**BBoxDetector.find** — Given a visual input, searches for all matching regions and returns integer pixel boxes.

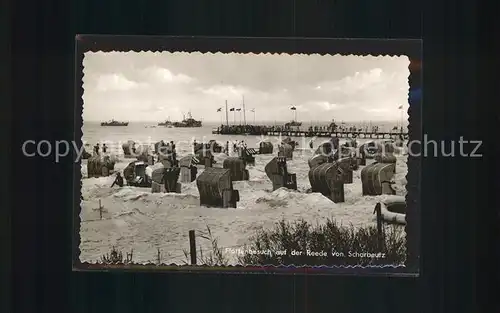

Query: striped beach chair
[191,155,200,165]
[246,148,258,155]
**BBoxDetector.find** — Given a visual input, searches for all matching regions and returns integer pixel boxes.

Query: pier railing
[212,127,408,140]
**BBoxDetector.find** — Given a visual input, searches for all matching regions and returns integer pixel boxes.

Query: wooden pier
[212,128,408,140]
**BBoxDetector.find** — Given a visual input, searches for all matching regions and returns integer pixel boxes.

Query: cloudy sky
[82,52,409,123]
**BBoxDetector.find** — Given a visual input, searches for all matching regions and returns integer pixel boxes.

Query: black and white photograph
[75,42,420,270]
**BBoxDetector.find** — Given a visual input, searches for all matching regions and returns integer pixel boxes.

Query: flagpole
[253,109,256,124]
[242,95,246,126]
[225,100,229,126]
[400,105,404,132]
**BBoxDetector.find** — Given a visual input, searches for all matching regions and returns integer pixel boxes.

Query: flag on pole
[236,108,241,111]
[250,108,255,112]
[217,108,222,112]
[229,108,235,111]
[398,105,403,109]
[290,106,296,110]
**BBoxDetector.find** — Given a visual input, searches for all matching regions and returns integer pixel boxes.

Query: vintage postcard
[73,36,422,275]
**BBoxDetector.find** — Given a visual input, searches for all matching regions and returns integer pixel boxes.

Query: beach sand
[79,149,408,265]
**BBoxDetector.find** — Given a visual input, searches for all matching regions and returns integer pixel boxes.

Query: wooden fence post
[373,203,384,250]
[189,230,197,265]
[156,248,161,265]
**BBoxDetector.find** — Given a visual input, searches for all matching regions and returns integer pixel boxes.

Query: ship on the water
[172,111,202,128]
[284,120,302,127]
[158,117,174,127]
[100,119,129,126]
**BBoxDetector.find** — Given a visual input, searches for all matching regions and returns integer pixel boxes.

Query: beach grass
[237,218,406,266]
[99,219,405,267]
[182,225,230,266]
[100,246,134,265]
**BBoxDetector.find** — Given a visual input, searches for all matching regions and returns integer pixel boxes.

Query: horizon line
[85,120,406,124]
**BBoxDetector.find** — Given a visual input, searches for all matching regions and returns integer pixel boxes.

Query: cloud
[313,68,386,95]
[293,104,310,112]
[95,74,145,91]
[143,66,194,84]
[199,84,249,98]
[82,52,410,122]
[140,102,161,113]
[309,101,343,111]
[305,67,409,119]
[360,107,393,117]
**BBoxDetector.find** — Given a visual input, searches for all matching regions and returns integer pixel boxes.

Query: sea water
[82,121,407,155]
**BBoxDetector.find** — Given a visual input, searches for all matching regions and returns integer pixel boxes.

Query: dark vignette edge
[72,35,422,276]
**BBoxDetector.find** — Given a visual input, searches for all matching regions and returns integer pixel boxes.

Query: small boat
[101,119,129,126]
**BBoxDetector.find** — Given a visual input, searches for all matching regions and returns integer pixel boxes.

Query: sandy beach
[79,147,408,265]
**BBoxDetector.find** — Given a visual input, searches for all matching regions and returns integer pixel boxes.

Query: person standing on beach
[170,141,177,164]
[165,142,170,161]
[171,141,176,155]
[94,143,100,155]
[309,140,313,149]
[102,143,107,153]
[225,141,229,155]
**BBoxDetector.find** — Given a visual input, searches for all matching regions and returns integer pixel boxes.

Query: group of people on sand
[227,140,247,155]
[92,143,108,156]
[108,140,179,189]
[235,140,247,150]
[157,140,177,160]
[191,139,247,156]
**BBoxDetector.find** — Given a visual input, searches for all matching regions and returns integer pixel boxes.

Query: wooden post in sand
[94,200,105,220]
[189,230,197,265]
[373,203,384,250]
[93,200,106,220]
[156,248,161,265]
